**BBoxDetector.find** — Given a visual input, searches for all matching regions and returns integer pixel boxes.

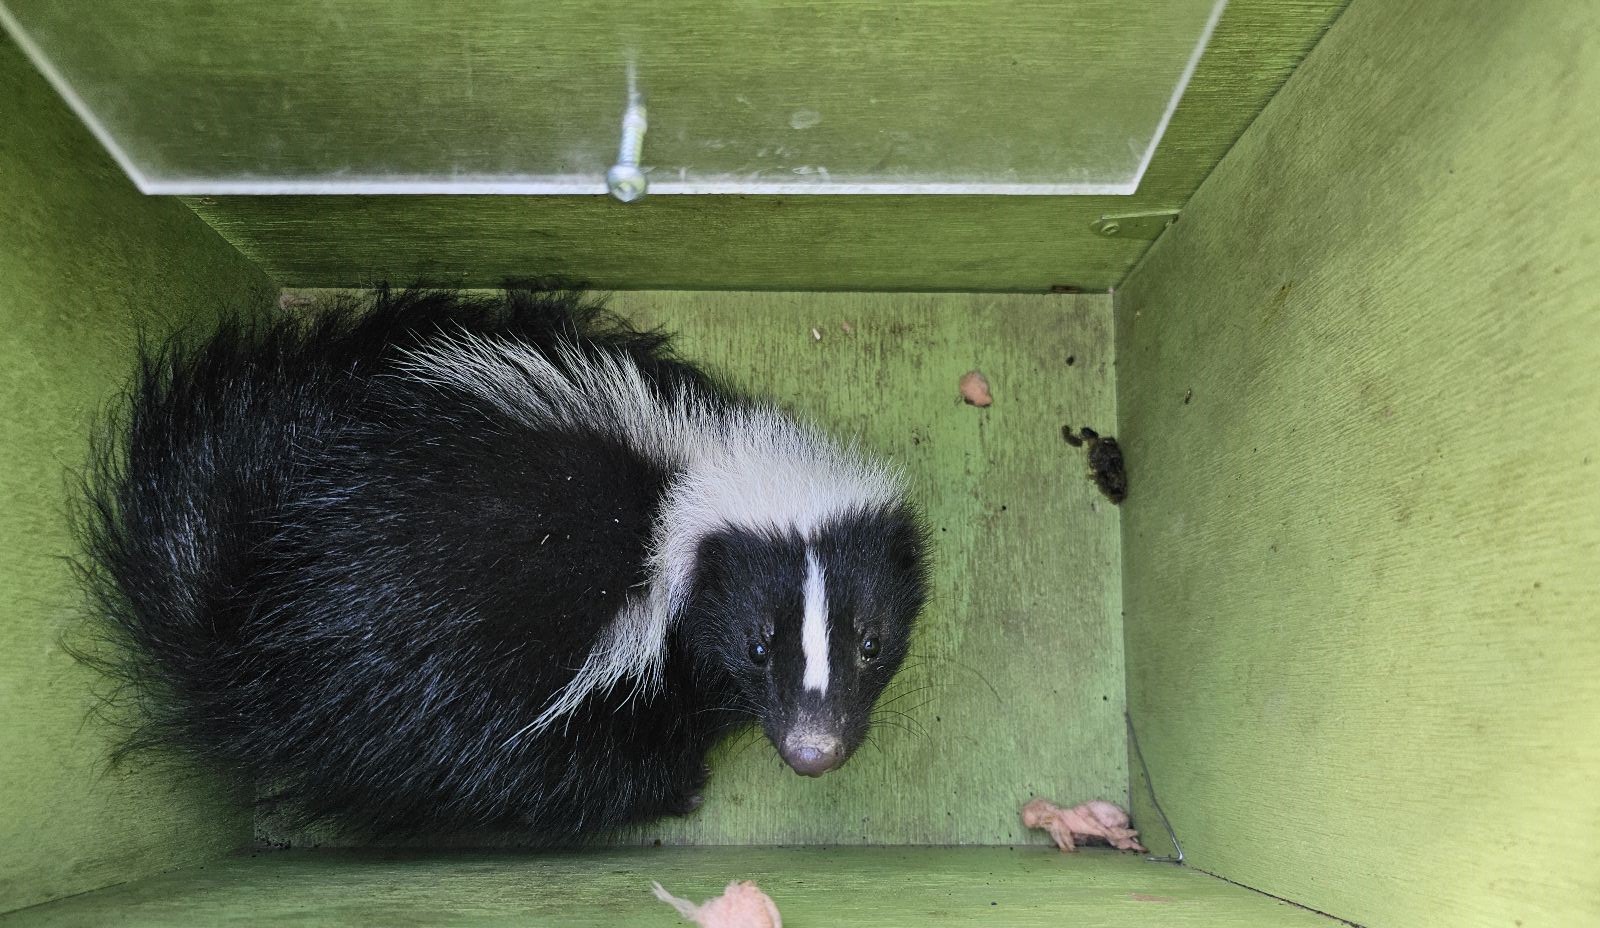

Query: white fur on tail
[399,331,900,736]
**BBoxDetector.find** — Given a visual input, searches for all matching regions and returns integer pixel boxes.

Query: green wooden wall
[1115,0,1600,926]
[0,36,275,915]
[261,290,1126,848]
[175,0,1347,292]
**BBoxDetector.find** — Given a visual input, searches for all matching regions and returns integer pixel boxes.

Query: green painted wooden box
[2,1,1596,925]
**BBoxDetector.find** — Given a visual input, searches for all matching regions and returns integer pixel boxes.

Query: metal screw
[607,97,648,203]
[1099,221,1121,237]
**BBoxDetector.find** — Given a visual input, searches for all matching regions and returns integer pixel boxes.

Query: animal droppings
[652,880,783,928]
[959,371,993,407]
[1021,798,1146,853]
[1062,426,1127,503]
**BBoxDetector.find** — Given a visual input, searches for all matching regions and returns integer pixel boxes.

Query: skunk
[77,287,929,840]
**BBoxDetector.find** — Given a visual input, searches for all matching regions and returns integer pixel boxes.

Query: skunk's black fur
[77,287,928,841]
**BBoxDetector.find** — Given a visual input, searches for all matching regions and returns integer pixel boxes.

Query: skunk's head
[688,505,929,777]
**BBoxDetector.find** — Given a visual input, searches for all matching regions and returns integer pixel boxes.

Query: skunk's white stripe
[801,549,830,695]
[399,330,903,736]
[515,594,657,740]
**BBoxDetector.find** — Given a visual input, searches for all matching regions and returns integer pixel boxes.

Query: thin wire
[1125,711,1184,864]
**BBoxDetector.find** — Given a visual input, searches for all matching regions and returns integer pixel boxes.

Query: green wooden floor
[262,291,1127,850]
[0,848,1339,927]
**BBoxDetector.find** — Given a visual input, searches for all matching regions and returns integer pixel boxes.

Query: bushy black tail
[75,306,353,764]
[72,285,661,770]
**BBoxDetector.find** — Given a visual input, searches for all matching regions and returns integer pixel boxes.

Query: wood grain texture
[0,848,1340,927]
[258,290,1125,848]
[1116,0,1600,926]
[0,35,275,916]
[174,0,1348,291]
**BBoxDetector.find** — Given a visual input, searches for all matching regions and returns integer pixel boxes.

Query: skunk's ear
[886,506,932,579]
[687,532,732,604]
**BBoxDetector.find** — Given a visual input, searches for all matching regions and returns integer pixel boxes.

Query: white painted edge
[1126,0,1231,194]
[140,178,1142,197]
[0,2,156,193]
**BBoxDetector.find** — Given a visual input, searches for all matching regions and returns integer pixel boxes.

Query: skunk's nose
[780,734,843,777]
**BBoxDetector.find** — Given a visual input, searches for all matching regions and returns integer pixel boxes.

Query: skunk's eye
[748,640,769,665]
[860,636,881,660]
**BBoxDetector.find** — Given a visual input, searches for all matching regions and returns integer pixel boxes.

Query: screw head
[1099,221,1121,236]
[606,164,647,202]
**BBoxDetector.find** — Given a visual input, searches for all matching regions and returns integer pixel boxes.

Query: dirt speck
[1264,280,1295,325]
[1183,388,1193,405]
[1066,355,1077,366]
